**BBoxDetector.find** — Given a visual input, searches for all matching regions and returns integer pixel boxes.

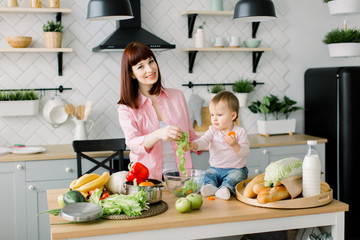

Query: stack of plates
[0,146,46,155]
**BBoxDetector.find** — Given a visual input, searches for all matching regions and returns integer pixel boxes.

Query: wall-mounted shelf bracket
[187,14,198,38]
[252,51,264,73]
[188,51,198,73]
[56,12,62,22]
[252,22,260,38]
[57,52,63,76]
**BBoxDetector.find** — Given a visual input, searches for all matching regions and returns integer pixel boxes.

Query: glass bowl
[163,168,206,197]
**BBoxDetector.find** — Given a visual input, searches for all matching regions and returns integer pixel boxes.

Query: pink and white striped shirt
[118,88,200,180]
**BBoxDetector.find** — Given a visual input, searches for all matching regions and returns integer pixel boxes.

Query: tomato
[88,189,96,196]
[100,191,110,200]
[228,131,236,137]
[139,181,155,186]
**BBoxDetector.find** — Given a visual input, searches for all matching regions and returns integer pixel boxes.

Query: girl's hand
[224,135,237,147]
[158,125,183,141]
[187,141,199,151]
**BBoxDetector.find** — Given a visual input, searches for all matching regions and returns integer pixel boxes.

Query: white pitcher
[73,118,94,140]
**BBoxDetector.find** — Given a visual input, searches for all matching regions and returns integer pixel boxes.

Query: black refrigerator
[305,67,360,240]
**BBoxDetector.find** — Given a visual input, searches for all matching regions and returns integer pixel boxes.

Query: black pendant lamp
[233,0,276,22]
[87,0,134,21]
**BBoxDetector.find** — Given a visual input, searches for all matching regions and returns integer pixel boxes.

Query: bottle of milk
[302,140,321,197]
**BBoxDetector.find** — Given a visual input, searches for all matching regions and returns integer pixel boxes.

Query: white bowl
[42,97,68,126]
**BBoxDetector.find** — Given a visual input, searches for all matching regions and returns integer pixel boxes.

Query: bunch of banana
[69,172,110,194]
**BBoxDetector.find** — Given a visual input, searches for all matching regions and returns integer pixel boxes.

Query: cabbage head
[105,171,128,194]
[264,157,302,187]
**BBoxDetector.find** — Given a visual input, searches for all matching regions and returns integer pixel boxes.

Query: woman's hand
[157,125,183,142]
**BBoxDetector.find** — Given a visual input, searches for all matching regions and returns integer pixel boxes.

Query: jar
[30,0,42,8]
[7,0,19,7]
[48,0,60,8]
[194,28,205,48]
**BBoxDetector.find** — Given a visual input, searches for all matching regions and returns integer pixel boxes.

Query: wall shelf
[182,48,272,73]
[0,7,71,14]
[181,10,261,38]
[0,7,72,76]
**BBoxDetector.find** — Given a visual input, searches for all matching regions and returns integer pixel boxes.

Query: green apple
[57,194,66,208]
[186,193,203,210]
[175,197,191,213]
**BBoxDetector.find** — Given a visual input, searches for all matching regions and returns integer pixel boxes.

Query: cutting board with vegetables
[235,178,333,209]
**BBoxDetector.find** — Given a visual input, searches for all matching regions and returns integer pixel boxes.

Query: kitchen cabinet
[25,159,77,240]
[0,7,73,76]
[0,161,27,240]
[181,10,272,73]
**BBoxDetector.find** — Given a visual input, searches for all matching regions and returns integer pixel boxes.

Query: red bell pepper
[126,162,149,184]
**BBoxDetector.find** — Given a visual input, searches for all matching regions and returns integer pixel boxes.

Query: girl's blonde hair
[211,90,239,122]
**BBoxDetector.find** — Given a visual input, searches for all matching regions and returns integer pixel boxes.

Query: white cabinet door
[0,162,27,240]
[26,179,73,240]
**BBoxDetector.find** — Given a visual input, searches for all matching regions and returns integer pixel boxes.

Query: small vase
[194,29,205,48]
[44,32,62,48]
[48,0,60,8]
[210,0,223,11]
[7,0,19,7]
[30,0,42,8]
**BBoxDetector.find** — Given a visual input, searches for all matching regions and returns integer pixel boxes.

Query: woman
[118,42,200,180]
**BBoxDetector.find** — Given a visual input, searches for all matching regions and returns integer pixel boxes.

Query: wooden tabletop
[47,189,348,240]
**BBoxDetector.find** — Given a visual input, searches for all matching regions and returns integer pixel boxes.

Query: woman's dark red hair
[118,42,163,109]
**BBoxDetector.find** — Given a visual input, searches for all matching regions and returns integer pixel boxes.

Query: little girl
[189,91,249,200]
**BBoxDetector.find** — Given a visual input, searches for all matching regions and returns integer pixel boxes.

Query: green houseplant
[43,20,64,48]
[323,28,360,57]
[248,95,304,136]
[211,84,224,94]
[232,78,255,107]
[0,90,40,116]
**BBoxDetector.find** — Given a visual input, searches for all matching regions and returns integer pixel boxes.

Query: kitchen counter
[0,134,326,163]
[47,189,348,240]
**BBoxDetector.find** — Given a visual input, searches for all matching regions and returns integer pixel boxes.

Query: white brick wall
[0,0,290,146]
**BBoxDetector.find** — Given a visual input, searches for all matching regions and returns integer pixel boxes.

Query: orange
[228,131,235,137]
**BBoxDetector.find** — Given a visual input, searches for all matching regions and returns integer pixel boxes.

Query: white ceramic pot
[257,119,296,136]
[0,99,39,116]
[42,96,68,127]
[328,0,360,16]
[327,43,360,57]
[73,118,94,140]
[194,29,205,48]
[235,93,248,107]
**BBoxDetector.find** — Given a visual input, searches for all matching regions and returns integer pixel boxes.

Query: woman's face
[209,100,236,131]
[131,57,158,89]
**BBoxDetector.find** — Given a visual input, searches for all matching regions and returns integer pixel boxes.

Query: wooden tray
[235,178,333,209]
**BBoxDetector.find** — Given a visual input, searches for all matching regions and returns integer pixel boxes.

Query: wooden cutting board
[236,178,333,209]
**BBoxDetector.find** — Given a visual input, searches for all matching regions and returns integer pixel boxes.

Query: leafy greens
[176,132,189,176]
[89,189,148,216]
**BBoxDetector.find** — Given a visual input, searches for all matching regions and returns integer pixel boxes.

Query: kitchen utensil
[6,36,32,48]
[76,105,85,120]
[9,147,46,155]
[228,36,241,47]
[65,104,75,118]
[235,178,333,209]
[83,100,92,121]
[73,118,94,140]
[125,179,165,204]
[42,97,68,126]
[211,37,226,48]
[163,168,206,197]
[244,39,261,48]
[59,202,103,222]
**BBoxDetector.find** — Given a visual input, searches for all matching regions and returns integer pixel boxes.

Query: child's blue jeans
[203,166,248,195]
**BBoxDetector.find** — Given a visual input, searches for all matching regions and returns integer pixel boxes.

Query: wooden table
[47,189,348,240]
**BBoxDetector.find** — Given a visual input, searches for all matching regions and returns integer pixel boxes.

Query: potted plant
[0,90,40,116]
[323,28,360,57]
[194,21,206,48]
[323,0,360,16]
[43,20,64,48]
[248,95,304,137]
[232,78,255,107]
